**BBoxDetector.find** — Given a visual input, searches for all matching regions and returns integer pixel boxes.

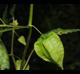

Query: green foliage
[0,39,10,70]
[15,60,29,70]
[34,31,64,69]
[18,35,26,46]
[10,19,19,26]
[0,4,80,70]
[15,60,21,70]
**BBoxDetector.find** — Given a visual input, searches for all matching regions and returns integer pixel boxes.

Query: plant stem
[0,25,29,33]
[0,18,6,25]
[23,49,34,70]
[10,28,16,68]
[0,24,28,28]
[28,4,33,27]
[9,54,20,59]
[32,25,42,35]
[20,4,34,69]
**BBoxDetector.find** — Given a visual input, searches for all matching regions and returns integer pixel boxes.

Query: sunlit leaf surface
[15,60,21,70]
[34,31,64,69]
[18,35,26,46]
[0,39,10,70]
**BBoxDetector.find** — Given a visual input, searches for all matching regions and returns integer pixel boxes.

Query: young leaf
[18,35,26,46]
[0,39,10,70]
[13,20,18,26]
[34,31,64,69]
[10,20,18,26]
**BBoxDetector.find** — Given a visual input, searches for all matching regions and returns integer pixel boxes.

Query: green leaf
[10,20,19,26]
[25,64,30,70]
[18,35,26,46]
[34,31,64,69]
[15,60,30,70]
[0,39,10,70]
[15,60,21,70]
[12,20,18,26]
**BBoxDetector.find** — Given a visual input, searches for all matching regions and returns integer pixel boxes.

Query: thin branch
[8,54,20,59]
[32,25,42,35]
[23,49,34,70]
[0,26,28,33]
[0,18,7,25]
[28,4,33,27]
[20,4,34,69]
[10,28,16,68]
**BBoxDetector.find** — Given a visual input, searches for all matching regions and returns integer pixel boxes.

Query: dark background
[0,4,80,70]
